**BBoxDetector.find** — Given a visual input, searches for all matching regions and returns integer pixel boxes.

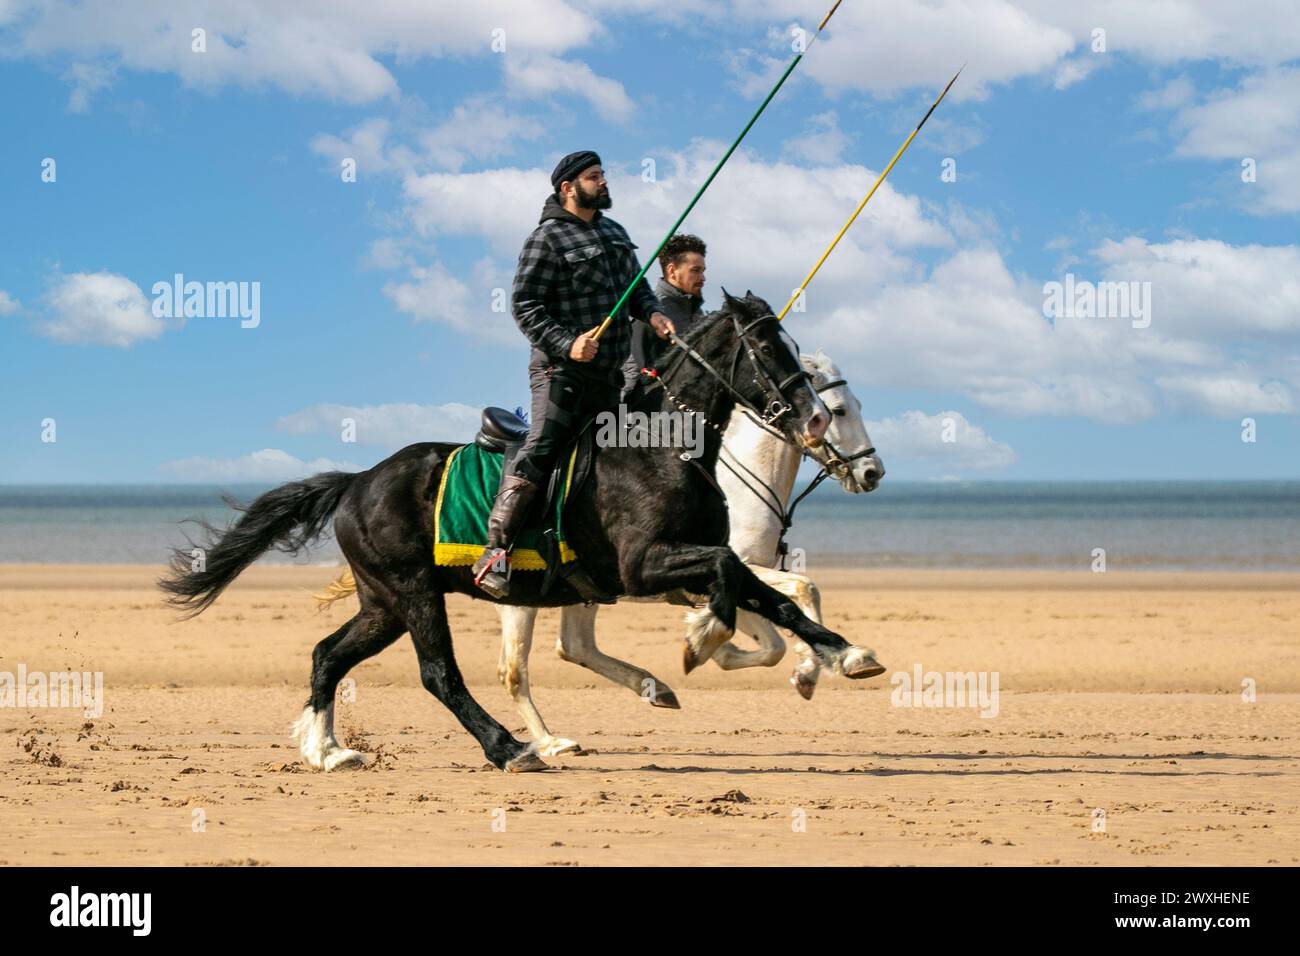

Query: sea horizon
[1,480,1296,571]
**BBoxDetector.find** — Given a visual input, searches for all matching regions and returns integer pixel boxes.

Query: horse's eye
[831,407,847,417]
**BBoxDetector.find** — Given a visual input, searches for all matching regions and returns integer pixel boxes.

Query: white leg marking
[291,703,364,771]
[683,606,735,669]
[712,611,786,669]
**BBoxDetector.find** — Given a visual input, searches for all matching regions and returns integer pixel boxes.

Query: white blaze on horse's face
[777,329,829,447]
[803,351,885,493]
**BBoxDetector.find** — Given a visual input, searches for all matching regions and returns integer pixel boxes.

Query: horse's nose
[857,456,885,490]
[802,407,829,445]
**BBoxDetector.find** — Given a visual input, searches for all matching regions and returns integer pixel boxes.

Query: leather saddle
[475,406,529,453]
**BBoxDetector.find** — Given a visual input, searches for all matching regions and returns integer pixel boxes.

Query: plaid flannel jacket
[512,195,660,384]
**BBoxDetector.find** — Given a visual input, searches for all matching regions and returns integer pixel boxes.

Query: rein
[641,323,875,570]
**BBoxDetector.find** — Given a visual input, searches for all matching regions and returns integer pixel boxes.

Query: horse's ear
[744,289,754,299]
[720,286,739,309]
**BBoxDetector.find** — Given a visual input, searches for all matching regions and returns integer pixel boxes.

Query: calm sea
[0,482,1297,570]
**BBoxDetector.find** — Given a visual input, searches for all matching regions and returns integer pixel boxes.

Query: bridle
[648,310,815,431]
[807,376,877,482]
[642,310,877,569]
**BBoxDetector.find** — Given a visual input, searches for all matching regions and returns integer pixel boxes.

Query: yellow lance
[777,65,964,321]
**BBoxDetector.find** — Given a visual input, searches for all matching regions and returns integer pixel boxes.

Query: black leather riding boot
[471,474,540,598]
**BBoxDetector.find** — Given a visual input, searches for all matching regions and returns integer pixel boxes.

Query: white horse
[496,350,885,757]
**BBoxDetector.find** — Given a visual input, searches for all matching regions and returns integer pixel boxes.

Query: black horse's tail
[159,471,359,618]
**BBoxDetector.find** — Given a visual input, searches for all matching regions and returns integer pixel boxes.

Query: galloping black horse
[160,292,879,772]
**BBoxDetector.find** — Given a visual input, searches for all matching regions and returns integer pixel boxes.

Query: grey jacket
[622,277,705,397]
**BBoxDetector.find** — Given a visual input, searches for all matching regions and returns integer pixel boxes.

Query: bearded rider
[472,150,675,597]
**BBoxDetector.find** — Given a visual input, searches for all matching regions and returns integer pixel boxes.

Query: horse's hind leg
[497,604,581,757]
[293,604,404,771]
[408,589,545,773]
[711,612,786,670]
[555,603,680,709]
[748,566,834,700]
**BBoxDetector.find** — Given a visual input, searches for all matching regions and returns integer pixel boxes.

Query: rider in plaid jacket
[472,150,674,597]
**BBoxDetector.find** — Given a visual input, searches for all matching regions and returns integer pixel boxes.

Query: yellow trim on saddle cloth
[432,443,579,570]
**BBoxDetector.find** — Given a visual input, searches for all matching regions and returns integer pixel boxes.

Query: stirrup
[473,548,511,597]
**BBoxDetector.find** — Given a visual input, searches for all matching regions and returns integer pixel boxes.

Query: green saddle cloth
[433,443,577,570]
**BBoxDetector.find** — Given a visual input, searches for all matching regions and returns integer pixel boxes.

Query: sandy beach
[2,564,1297,866]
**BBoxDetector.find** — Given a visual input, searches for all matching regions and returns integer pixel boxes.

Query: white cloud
[8,0,602,104]
[1018,0,1300,68]
[1167,66,1300,214]
[866,410,1016,470]
[0,290,20,315]
[10,0,1300,121]
[801,236,1300,423]
[503,54,635,123]
[276,402,485,447]
[1093,237,1300,338]
[310,99,547,177]
[310,117,396,176]
[158,448,362,482]
[1052,54,1104,90]
[62,60,115,112]
[771,0,1075,101]
[381,259,520,343]
[783,110,850,165]
[1136,75,1195,112]
[38,271,171,347]
[1156,375,1294,417]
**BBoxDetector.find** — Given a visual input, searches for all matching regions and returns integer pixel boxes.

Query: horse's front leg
[496,604,582,757]
[555,603,680,709]
[636,543,884,680]
[628,543,861,677]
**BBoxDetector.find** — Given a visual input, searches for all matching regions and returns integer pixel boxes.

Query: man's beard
[574,181,612,210]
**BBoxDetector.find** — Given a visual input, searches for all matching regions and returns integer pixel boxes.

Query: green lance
[592,0,844,341]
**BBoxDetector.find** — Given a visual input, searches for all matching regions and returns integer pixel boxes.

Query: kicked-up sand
[1,564,1297,866]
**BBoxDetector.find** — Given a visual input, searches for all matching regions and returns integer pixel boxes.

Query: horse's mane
[650,291,776,375]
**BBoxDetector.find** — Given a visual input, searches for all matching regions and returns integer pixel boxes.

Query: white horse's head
[801,349,885,493]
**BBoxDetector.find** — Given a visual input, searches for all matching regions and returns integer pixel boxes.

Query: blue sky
[2,0,1298,483]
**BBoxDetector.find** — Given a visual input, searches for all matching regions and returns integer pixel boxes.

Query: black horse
[160,291,880,772]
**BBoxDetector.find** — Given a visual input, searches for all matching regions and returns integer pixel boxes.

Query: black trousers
[513,354,620,488]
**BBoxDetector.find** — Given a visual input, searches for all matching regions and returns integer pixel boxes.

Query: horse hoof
[650,687,681,709]
[538,737,582,757]
[323,748,367,771]
[791,671,817,700]
[841,648,886,680]
[682,643,703,675]
[504,748,549,773]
